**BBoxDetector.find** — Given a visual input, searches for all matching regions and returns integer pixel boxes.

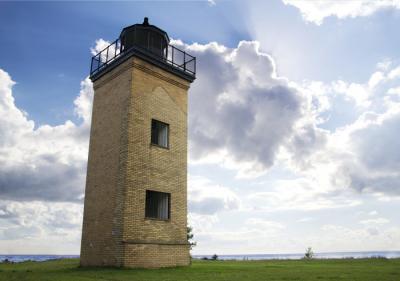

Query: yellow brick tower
[80,18,196,268]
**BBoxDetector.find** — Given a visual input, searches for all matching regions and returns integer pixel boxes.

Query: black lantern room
[120,17,169,58]
[90,17,195,82]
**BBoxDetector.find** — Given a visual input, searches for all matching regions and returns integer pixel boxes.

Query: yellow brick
[80,57,192,268]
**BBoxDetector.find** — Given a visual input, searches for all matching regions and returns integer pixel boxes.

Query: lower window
[145,190,170,220]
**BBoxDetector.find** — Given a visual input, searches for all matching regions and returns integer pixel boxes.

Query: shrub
[187,226,197,250]
[304,247,314,260]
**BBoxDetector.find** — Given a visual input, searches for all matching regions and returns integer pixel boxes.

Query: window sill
[150,143,170,150]
[145,217,171,222]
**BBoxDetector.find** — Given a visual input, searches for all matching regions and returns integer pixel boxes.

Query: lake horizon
[2,251,400,263]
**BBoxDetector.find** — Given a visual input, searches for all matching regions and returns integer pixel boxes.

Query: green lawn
[1,258,399,281]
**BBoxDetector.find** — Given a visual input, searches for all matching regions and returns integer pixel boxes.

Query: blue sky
[1,0,400,255]
[3,1,400,125]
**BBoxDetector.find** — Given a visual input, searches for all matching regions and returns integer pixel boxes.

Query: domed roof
[119,17,170,44]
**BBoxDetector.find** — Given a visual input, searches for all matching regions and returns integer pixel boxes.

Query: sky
[0,0,400,255]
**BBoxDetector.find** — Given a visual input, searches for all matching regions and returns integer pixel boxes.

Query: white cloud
[0,69,92,202]
[324,104,400,196]
[191,217,290,254]
[245,218,285,230]
[0,35,102,253]
[286,61,400,198]
[207,0,216,6]
[336,81,371,107]
[369,210,378,216]
[297,217,314,223]
[0,200,82,254]
[90,39,111,57]
[173,40,325,177]
[283,0,400,25]
[360,218,390,225]
[318,224,400,251]
[247,178,362,212]
[74,78,94,124]
[189,175,241,215]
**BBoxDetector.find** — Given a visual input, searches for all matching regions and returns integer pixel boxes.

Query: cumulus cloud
[207,0,216,6]
[0,68,92,254]
[0,200,82,235]
[283,0,400,25]
[193,214,398,255]
[334,107,400,195]
[294,62,400,197]
[0,69,92,202]
[188,175,241,215]
[319,224,400,251]
[173,40,325,176]
[191,216,291,254]
[0,200,82,254]
[237,60,400,216]
[360,218,390,225]
[247,178,362,211]
[245,218,285,230]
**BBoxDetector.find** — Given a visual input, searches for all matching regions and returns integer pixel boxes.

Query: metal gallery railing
[90,38,196,77]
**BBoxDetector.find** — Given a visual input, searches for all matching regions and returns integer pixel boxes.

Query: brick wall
[123,244,190,268]
[80,56,191,268]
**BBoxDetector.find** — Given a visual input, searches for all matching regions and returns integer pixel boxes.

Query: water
[0,255,79,263]
[1,251,400,263]
[194,251,400,260]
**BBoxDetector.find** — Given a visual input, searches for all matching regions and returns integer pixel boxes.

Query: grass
[0,258,400,281]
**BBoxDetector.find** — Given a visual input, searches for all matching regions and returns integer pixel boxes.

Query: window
[151,119,169,148]
[145,190,170,220]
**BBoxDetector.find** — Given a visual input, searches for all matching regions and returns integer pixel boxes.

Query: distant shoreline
[194,251,400,260]
[2,251,400,263]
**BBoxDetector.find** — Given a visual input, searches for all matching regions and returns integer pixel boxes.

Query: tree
[187,226,197,250]
[304,247,314,260]
[211,254,218,261]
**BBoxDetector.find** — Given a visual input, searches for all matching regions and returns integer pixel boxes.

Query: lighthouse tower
[80,18,196,268]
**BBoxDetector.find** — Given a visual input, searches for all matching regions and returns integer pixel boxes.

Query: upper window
[151,119,169,148]
[145,190,170,220]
